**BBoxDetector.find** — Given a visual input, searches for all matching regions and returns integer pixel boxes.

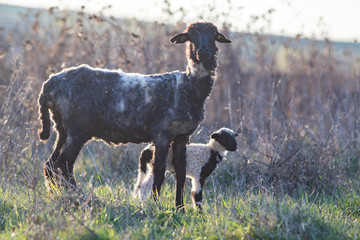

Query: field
[0,4,359,239]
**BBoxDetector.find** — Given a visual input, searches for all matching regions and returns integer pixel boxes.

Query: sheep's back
[41,65,194,143]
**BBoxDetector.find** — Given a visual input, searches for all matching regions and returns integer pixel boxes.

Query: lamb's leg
[172,134,189,210]
[152,137,171,201]
[53,134,87,189]
[134,147,153,197]
[191,178,204,211]
[139,173,154,201]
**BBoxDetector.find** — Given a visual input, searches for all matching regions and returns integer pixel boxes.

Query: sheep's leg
[152,138,171,201]
[43,115,67,190]
[172,134,189,210]
[43,133,67,189]
[53,134,87,189]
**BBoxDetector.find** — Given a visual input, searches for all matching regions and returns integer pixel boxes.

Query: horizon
[0,0,359,43]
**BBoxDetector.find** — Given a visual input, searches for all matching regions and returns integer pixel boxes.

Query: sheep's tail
[38,93,51,141]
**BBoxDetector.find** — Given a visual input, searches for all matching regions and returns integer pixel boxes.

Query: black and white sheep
[134,128,238,210]
[38,21,231,208]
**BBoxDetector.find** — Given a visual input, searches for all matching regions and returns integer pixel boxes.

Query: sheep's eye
[217,34,224,40]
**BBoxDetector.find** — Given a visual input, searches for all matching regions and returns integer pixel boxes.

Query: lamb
[134,128,238,210]
[38,21,231,208]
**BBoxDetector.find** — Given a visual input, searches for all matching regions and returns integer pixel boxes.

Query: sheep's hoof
[43,161,61,193]
[43,160,55,179]
[63,173,77,191]
[196,204,203,213]
[43,162,78,193]
[176,205,185,213]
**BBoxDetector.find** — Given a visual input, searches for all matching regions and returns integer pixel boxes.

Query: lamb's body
[134,128,237,210]
[38,21,231,209]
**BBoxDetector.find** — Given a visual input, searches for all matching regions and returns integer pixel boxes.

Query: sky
[0,0,359,42]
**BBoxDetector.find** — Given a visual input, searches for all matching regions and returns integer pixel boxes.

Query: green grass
[1,177,359,239]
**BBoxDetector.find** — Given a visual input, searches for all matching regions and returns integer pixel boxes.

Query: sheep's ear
[216,33,231,43]
[211,133,220,140]
[170,33,189,44]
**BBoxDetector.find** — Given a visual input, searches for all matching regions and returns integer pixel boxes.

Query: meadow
[0,4,359,239]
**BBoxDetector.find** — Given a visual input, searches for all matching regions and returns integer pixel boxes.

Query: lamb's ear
[216,33,231,43]
[211,133,220,140]
[170,33,189,44]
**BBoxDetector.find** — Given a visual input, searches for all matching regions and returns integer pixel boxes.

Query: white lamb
[134,128,238,210]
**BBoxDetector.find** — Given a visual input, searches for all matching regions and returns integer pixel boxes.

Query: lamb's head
[170,21,231,77]
[210,128,238,152]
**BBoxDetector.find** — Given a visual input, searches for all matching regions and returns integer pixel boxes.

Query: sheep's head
[170,21,231,76]
[210,128,238,152]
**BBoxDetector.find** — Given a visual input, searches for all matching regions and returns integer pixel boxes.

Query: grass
[0,141,359,239]
[0,178,359,239]
[0,2,360,239]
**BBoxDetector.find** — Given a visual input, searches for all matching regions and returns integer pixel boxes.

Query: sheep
[38,21,231,208]
[134,128,238,210]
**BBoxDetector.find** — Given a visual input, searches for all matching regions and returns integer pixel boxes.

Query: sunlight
[0,0,359,41]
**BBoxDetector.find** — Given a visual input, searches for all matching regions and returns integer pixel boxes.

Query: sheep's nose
[197,48,211,61]
[229,141,237,151]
